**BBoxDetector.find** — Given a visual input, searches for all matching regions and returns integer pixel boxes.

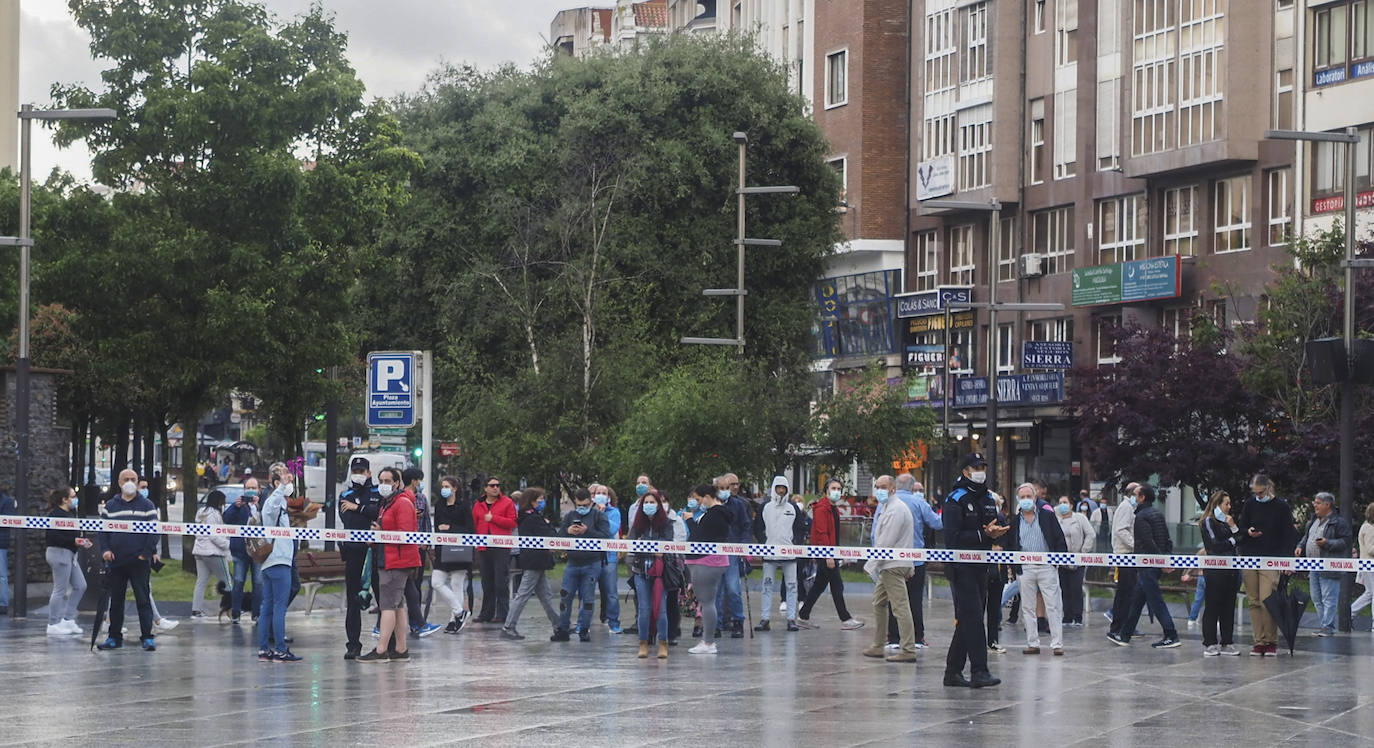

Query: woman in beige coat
[1056,499,1095,626]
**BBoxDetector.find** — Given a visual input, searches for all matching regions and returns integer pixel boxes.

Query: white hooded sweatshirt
[761,475,800,561]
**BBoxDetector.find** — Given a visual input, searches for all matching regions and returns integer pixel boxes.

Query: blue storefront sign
[896,285,972,318]
[904,344,945,368]
[1021,341,1074,370]
[954,372,1066,408]
[1315,67,1348,87]
[1355,60,1374,80]
[1121,256,1180,303]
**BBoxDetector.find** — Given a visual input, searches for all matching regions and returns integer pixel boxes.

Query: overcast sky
[19,0,576,182]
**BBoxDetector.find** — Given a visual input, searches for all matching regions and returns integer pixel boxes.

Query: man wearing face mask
[95,469,161,651]
[941,454,1007,688]
[1004,483,1069,655]
[1237,473,1298,655]
[1106,482,1142,639]
[752,476,804,632]
[798,479,864,629]
[552,488,611,642]
[1111,484,1182,649]
[886,473,942,650]
[337,457,382,660]
[591,484,623,634]
[224,477,264,624]
[862,475,917,662]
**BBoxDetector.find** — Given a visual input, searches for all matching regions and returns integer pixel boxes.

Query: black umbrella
[89,562,110,652]
[1263,574,1311,655]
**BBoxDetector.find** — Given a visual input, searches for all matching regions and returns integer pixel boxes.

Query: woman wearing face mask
[223,478,263,624]
[1199,491,1243,656]
[685,484,730,654]
[359,467,420,663]
[45,486,90,636]
[629,488,675,659]
[433,476,475,634]
[190,491,232,619]
[798,479,864,630]
[1055,498,1095,627]
[500,488,560,640]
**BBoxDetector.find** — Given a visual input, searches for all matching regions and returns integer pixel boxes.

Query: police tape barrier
[6,514,1371,574]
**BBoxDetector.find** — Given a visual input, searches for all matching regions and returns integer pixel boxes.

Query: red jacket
[473,495,518,539]
[380,490,422,569]
[810,497,840,546]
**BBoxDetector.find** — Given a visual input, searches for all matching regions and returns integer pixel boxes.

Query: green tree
[371,35,842,490]
[50,0,416,567]
[810,365,938,477]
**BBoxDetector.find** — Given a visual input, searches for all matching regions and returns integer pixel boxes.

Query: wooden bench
[298,550,347,614]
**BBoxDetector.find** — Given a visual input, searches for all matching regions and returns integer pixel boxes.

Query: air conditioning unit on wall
[1021,253,1044,278]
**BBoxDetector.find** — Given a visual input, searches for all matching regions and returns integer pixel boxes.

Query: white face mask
[350,473,366,486]
[121,481,138,496]
[969,471,987,485]
[283,481,295,497]
[378,483,394,498]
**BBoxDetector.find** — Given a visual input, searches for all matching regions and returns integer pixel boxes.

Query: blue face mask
[1213,507,1227,522]
[635,483,649,497]
[642,502,659,516]
[575,505,591,516]
[243,490,258,499]
[1254,494,1272,503]
[70,497,78,512]
[536,499,546,512]
[1018,498,1035,513]
[1126,495,1137,507]
[717,489,730,501]
[874,489,889,503]
[913,491,924,502]
[138,488,149,499]
[441,487,453,499]
[687,499,699,510]
[594,494,609,507]
[1055,503,1071,516]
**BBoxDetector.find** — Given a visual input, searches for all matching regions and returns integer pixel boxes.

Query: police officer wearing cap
[338,457,382,660]
[942,453,1008,688]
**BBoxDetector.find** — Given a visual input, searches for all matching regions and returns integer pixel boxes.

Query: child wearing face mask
[798,480,864,630]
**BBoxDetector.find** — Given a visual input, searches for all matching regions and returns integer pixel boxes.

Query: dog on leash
[216,581,255,622]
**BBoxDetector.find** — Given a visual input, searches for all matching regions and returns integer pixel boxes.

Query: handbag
[662,555,685,590]
[437,544,474,566]
[245,507,284,564]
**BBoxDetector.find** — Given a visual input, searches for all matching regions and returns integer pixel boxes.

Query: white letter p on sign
[376,360,409,392]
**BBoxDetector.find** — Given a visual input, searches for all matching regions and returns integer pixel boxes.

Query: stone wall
[1,369,72,584]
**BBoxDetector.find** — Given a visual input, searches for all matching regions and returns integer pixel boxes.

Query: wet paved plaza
[3,588,1374,746]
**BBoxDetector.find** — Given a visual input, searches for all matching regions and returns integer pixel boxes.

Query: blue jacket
[222,495,259,555]
[603,506,622,563]
[259,485,295,570]
[895,489,942,567]
[96,494,159,565]
[723,494,752,543]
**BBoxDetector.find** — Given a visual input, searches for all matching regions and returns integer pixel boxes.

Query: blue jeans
[598,560,621,629]
[715,555,744,625]
[1121,568,1178,642]
[633,573,669,643]
[1310,572,1340,631]
[1189,575,1207,620]
[1001,578,1020,609]
[231,551,262,618]
[0,548,9,608]
[257,564,291,651]
[558,562,600,632]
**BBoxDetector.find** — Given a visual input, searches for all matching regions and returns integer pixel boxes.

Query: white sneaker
[155,617,179,632]
[1202,645,1220,657]
[1218,644,1241,656]
[779,602,787,613]
[60,619,82,635]
[46,623,70,637]
[884,643,901,652]
[840,619,865,631]
[688,641,717,655]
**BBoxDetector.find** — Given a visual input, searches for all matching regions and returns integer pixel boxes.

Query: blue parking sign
[367,351,416,428]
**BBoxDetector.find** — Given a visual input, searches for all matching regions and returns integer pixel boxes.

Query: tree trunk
[150,419,169,557]
[181,415,199,574]
[131,413,144,476]
[113,411,130,475]
[70,416,84,488]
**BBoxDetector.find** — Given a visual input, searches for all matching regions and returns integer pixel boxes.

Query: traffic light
[413,446,423,459]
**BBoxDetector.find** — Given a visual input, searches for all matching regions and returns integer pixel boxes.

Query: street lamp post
[8,105,116,618]
[1265,127,1361,632]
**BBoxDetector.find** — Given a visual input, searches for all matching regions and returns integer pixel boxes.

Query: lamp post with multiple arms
[1264,127,1362,632]
[6,105,116,618]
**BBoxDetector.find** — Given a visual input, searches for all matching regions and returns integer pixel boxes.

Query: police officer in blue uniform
[338,457,383,660]
[942,453,1008,688]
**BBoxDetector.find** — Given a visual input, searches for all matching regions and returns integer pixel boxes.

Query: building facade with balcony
[907,0,1296,504]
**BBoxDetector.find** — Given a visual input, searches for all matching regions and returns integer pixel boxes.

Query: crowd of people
[24,452,1372,686]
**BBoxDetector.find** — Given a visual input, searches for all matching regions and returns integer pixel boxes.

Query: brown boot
[657,641,669,659]
[637,642,649,659]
